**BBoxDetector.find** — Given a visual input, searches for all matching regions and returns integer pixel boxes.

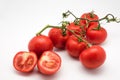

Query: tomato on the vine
[79,45,106,69]
[66,35,87,58]
[37,51,61,75]
[79,12,99,31]
[13,51,37,72]
[48,28,69,49]
[66,22,82,35]
[28,35,53,58]
[86,24,107,44]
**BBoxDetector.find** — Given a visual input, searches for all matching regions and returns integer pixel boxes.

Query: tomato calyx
[89,11,95,18]
[92,23,101,30]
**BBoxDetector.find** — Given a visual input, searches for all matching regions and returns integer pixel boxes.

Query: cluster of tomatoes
[13,10,119,75]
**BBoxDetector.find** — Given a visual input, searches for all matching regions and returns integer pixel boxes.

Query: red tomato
[28,35,53,58]
[13,51,37,72]
[66,35,87,58]
[79,45,106,69]
[48,28,69,49]
[86,24,107,44]
[37,51,61,75]
[67,22,82,35]
[80,12,99,31]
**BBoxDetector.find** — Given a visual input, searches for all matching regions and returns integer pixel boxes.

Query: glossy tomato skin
[13,51,37,72]
[80,12,99,31]
[67,22,82,35]
[66,35,87,58]
[86,24,107,44]
[48,28,69,49]
[37,51,61,75]
[28,35,53,58]
[79,45,106,69]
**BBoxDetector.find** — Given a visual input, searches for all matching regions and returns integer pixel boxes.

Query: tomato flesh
[13,51,37,72]
[37,51,61,75]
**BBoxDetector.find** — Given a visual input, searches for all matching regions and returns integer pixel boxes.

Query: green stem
[36,25,61,36]
[63,10,78,19]
[64,10,120,23]
[66,28,92,47]
[67,10,78,19]
[89,10,94,18]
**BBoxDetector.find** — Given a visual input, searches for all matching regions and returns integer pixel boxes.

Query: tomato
[79,12,99,31]
[86,24,107,44]
[48,28,69,49]
[66,35,87,58]
[37,51,61,75]
[28,35,53,58]
[66,22,82,35]
[79,45,106,69]
[13,51,37,72]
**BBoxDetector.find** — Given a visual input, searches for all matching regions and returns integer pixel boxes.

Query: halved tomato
[13,51,37,72]
[37,51,61,75]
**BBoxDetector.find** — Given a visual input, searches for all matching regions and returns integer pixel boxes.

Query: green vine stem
[66,28,92,47]
[63,10,78,19]
[36,21,70,36]
[63,10,120,23]
[36,25,61,36]
[89,10,95,18]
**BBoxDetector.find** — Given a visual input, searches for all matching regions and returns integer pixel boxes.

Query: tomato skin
[86,25,107,44]
[67,22,82,35]
[13,51,37,72]
[48,28,69,49]
[80,12,99,31]
[66,35,87,58]
[79,45,106,69]
[37,51,61,75]
[28,35,53,58]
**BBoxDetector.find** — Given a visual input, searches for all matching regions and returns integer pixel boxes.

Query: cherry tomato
[79,45,106,69]
[48,28,69,49]
[37,51,61,75]
[13,51,37,72]
[66,35,87,58]
[28,35,53,58]
[80,12,99,31]
[66,22,82,35]
[86,24,107,44]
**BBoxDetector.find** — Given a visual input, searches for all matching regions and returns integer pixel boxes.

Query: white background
[0,0,120,80]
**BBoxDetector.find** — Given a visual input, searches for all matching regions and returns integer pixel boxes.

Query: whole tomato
[28,35,53,58]
[37,51,61,75]
[79,12,99,31]
[66,35,87,58]
[86,24,107,44]
[13,51,37,72]
[48,28,69,49]
[79,45,106,69]
[66,22,83,36]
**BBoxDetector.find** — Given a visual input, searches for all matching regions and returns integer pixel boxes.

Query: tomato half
[37,51,61,75]
[13,51,37,72]
[28,35,53,58]
[79,45,106,69]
